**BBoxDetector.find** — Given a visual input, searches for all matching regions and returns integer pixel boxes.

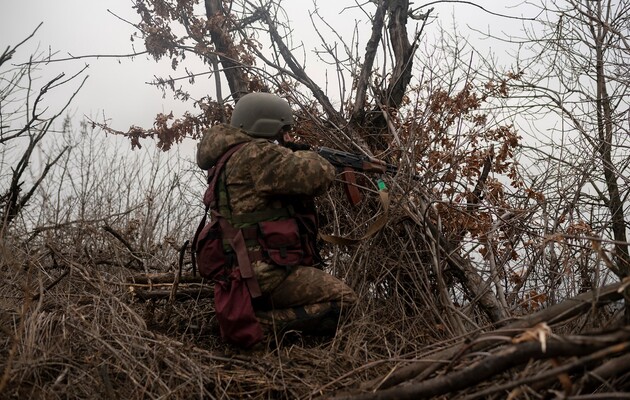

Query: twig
[462,341,630,399]
[31,268,70,301]
[359,281,625,391]
[334,331,630,400]
[126,273,206,285]
[170,240,189,304]
[102,225,145,268]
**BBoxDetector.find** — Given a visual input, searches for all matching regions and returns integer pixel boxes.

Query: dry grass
[2,176,628,399]
[0,176,458,399]
[0,249,406,399]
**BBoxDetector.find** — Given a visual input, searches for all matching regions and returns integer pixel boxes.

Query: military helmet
[230,92,294,138]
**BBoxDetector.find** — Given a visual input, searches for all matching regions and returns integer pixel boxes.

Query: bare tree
[486,0,630,294]
[115,0,430,152]
[4,3,630,399]
[0,25,88,229]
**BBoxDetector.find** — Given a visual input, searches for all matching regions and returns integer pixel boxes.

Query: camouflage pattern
[255,266,358,334]
[197,124,335,214]
[256,302,347,335]
[262,266,358,307]
[197,123,357,337]
[252,260,290,294]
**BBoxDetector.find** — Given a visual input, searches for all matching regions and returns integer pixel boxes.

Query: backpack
[192,143,263,347]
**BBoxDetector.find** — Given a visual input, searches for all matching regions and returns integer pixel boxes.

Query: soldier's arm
[247,142,335,196]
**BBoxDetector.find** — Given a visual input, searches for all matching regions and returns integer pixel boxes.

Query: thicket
[2,1,630,399]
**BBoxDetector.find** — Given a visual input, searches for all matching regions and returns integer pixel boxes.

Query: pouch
[214,268,264,348]
[196,219,230,279]
[258,219,304,267]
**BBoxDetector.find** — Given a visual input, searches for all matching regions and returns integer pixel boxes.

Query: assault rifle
[285,142,397,174]
[284,143,403,244]
[316,146,398,176]
[316,146,394,205]
[285,142,414,204]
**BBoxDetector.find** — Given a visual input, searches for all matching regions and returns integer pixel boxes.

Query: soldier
[195,92,357,348]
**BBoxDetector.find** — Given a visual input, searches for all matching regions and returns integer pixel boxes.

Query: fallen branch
[359,281,625,391]
[126,273,207,285]
[31,268,69,301]
[128,286,213,302]
[578,351,630,393]
[103,224,144,268]
[333,329,630,400]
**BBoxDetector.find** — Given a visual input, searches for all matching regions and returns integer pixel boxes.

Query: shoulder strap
[203,142,248,209]
[193,142,262,298]
[192,143,248,270]
[319,186,390,246]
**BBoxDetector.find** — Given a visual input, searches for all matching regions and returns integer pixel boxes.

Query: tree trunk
[592,17,630,322]
[352,1,387,123]
[204,0,250,100]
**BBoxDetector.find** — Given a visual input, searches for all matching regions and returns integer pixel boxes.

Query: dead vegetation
[2,169,630,398]
[3,0,630,398]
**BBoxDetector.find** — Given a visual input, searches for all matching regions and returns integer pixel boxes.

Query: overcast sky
[2,1,177,128]
[1,1,534,156]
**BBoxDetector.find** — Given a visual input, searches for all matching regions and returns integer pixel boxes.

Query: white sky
[2,0,177,128]
[1,0,535,157]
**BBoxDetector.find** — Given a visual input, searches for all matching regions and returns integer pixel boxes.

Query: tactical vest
[192,142,320,347]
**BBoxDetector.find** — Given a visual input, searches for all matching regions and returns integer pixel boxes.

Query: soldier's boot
[256,301,344,336]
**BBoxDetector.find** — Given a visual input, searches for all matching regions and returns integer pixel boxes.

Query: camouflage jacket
[196,124,335,217]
